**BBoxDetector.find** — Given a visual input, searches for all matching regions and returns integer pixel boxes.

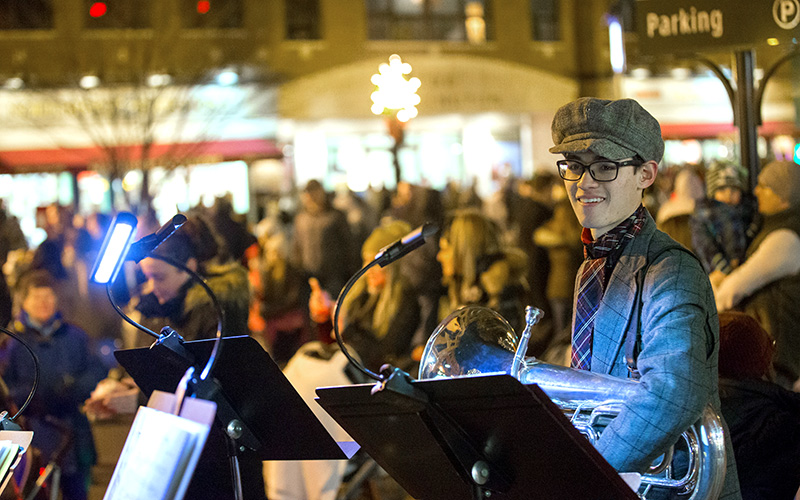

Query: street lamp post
[370,54,421,186]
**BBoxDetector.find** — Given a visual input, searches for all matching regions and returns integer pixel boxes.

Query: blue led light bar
[90,212,138,285]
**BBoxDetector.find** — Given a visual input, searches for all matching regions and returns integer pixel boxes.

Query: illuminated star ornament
[370,54,421,123]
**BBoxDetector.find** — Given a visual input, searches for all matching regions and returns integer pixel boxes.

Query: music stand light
[90,212,138,285]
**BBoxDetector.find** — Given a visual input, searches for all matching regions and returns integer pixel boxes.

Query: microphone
[333,221,438,381]
[127,214,188,262]
[373,223,438,267]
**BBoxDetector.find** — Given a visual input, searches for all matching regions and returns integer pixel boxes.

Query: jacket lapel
[591,215,656,375]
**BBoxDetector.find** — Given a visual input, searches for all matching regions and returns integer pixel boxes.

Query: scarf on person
[15,310,63,338]
[571,204,648,370]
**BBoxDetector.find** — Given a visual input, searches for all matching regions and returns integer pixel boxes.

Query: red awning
[660,120,798,140]
[0,138,283,173]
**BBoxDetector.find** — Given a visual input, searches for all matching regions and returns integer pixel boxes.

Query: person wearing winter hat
[705,160,747,204]
[550,97,741,499]
[714,160,800,390]
[716,310,800,500]
[690,161,759,280]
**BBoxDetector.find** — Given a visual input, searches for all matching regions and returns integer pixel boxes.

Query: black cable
[0,326,40,422]
[332,259,382,382]
[106,284,159,339]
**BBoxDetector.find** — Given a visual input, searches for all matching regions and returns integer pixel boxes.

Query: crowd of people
[0,98,796,499]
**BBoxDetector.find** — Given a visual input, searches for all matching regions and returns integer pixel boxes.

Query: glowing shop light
[608,18,625,74]
[216,70,239,86]
[79,75,101,89]
[146,73,172,87]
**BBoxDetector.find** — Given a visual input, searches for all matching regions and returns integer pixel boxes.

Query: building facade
[0,0,797,238]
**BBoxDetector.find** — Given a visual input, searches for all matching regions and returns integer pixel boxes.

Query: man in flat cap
[550,97,741,499]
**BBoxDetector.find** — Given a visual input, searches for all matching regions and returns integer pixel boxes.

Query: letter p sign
[774,0,800,29]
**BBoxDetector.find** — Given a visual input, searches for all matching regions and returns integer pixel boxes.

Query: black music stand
[115,335,358,461]
[315,373,638,500]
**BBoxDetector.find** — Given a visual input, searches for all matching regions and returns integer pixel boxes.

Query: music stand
[115,335,358,461]
[315,373,638,500]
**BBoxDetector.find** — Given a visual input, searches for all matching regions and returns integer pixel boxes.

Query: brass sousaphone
[418,305,726,499]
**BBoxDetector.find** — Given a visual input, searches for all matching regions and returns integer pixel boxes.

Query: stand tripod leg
[226,434,244,500]
[49,467,60,500]
[25,463,60,500]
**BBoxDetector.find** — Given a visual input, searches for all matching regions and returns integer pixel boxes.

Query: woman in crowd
[4,270,106,500]
[713,160,800,390]
[130,215,250,345]
[436,209,528,334]
[253,227,308,367]
[309,219,421,373]
[533,184,584,347]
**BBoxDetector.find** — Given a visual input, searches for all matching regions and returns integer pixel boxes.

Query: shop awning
[0,138,283,173]
[660,120,798,140]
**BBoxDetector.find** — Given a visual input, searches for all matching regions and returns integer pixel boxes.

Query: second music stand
[316,372,638,500]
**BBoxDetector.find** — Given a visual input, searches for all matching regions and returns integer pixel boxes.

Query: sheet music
[0,440,20,489]
[0,430,33,496]
[104,405,210,500]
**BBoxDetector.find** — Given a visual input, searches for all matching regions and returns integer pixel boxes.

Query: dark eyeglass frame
[556,158,641,182]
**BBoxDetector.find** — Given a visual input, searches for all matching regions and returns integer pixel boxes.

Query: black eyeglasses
[556,158,640,182]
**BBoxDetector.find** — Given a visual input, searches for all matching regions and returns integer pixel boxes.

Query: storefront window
[366,0,492,41]
[0,0,54,30]
[83,0,151,29]
[148,161,250,222]
[181,0,243,29]
[286,0,321,39]
[530,0,559,41]
[294,129,466,193]
[609,0,636,33]
[0,173,66,247]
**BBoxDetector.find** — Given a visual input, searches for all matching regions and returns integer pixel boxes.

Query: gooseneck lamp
[90,212,224,386]
[332,222,438,383]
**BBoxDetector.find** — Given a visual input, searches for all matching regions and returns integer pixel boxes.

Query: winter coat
[576,211,741,499]
[4,314,106,479]
[135,260,251,341]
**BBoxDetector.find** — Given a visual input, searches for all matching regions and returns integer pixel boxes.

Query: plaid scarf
[571,204,648,370]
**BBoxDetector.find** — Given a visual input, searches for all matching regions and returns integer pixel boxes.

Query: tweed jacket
[573,211,741,499]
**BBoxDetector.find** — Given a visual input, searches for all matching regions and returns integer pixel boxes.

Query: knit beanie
[705,160,746,198]
[758,160,800,209]
[718,311,775,380]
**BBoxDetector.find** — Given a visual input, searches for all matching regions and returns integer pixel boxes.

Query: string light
[370,55,421,123]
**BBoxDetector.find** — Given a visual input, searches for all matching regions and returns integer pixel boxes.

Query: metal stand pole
[49,467,60,500]
[734,49,759,191]
[226,421,244,500]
